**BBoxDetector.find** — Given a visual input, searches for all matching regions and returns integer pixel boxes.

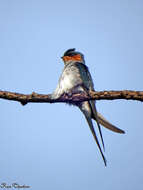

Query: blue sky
[0,0,143,190]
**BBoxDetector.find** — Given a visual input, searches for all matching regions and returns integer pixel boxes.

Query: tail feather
[89,101,105,151]
[83,112,107,166]
[79,102,107,166]
[97,113,125,134]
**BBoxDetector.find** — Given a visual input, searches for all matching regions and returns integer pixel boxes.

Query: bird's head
[61,48,85,65]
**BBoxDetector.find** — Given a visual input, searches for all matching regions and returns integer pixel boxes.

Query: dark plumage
[63,48,76,56]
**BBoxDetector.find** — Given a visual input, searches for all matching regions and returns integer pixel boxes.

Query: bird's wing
[74,62,94,90]
[97,112,125,134]
[76,62,125,133]
[75,62,105,149]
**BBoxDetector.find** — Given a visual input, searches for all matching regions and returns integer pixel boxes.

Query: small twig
[0,90,142,106]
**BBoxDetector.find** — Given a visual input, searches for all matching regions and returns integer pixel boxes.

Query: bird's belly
[60,74,75,92]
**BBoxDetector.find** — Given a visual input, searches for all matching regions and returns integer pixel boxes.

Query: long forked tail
[97,113,125,134]
[89,101,105,151]
[81,109,107,166]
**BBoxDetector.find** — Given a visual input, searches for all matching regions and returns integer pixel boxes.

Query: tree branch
[0,90,142,105]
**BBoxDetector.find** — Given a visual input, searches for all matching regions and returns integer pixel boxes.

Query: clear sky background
[0,0,143,190]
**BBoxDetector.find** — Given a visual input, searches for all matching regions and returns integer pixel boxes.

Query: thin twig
[0,90,142,106]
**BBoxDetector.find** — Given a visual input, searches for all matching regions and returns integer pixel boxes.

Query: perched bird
[51,48,125,166]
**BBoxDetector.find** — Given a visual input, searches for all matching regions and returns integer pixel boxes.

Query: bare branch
[0,90,142,105]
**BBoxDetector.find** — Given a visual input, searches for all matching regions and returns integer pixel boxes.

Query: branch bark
[0,90,143,105]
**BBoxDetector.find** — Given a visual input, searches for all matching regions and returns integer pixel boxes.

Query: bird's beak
[61,56,63,59]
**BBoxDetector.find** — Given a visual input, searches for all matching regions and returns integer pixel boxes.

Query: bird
[51,48,125,166]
